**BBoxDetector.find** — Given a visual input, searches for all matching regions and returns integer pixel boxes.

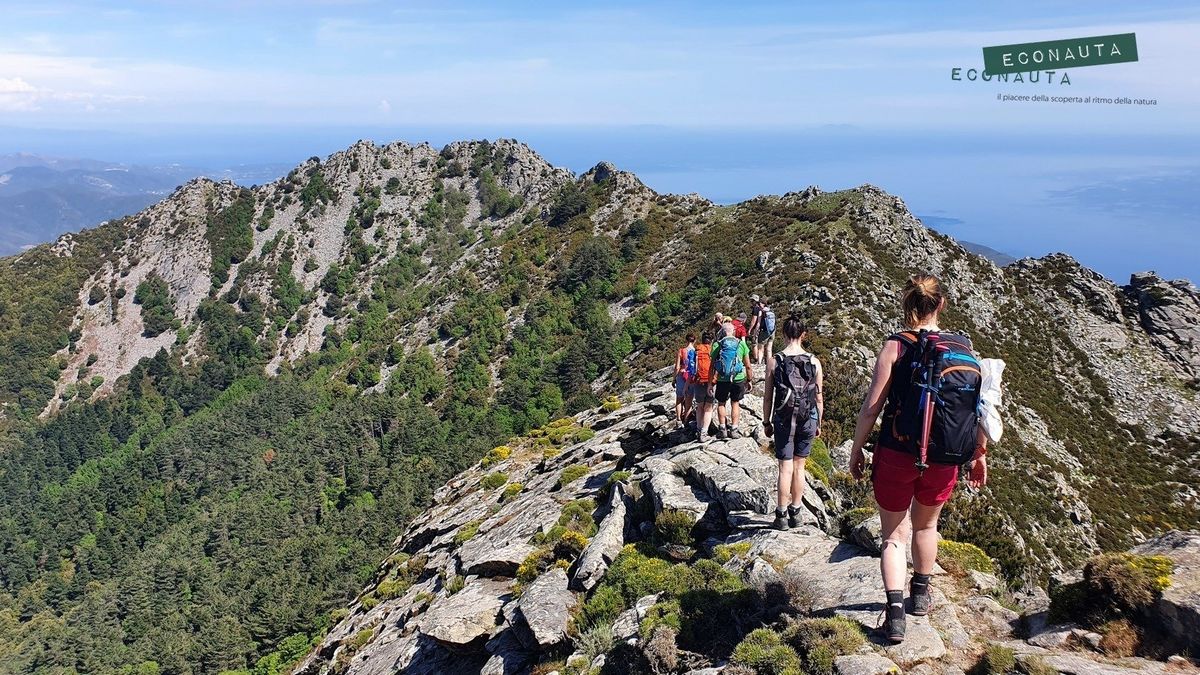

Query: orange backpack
[694,344,713,384]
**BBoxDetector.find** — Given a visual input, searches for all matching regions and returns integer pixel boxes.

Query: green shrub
[655,510,696,546]
[351,627,374,649]
[580,584,624,629]
[481,472,508,489]
[553,529,590,561]
[838,506,877,538]
[781,616,864,674]
[517,548,553,585]
[501,483,523,502]
[603,545,681,603]
[938,539,996,576]
[557,464,588,488]
[602,395,621,412]
[807,438,834,484]
[482,445,511,468]
[377,578,410,600]
[606,470,631,487]
[639,600,682,640]
[360,593,378,610]
[1050,552,1174,626]
[713,542,752,564]
[977,644,1016,674]
[558,498,597,535]
[445,574,465,595]
[575,622,615,662]
[454,519,483,546]
[1019,655,1058,675]
[730,628,803,675]
[570,428,596,443]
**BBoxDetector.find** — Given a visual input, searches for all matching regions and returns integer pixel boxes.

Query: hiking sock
[884,589,906,641]
[910,572,932,615]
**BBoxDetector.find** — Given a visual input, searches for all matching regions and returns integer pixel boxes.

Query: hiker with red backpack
[673,333,698,429]
[707,321,755,440]
[848,274,988,644]
[761,316,823,530]
[691,331,716,442]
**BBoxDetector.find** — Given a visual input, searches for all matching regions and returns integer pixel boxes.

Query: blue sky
[1,1,1198,280]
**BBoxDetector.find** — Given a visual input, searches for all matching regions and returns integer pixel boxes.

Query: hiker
[761,316,822,530]
[708,312,726,341]
[691,331,716,442]
[732,313,749,340]
[747,294,776,367]
[847,274,988,644]
[673,333,697,428]
[707,321,755,440]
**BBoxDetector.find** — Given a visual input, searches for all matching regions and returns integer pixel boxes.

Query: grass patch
[556,464,589,488]
[481,471,508,489]
[938,539,996,576]
[453,518,483,546]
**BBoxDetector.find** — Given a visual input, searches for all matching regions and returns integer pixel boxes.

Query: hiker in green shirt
[707,320,755,440]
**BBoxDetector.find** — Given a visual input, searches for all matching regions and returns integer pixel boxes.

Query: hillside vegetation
[0,139,1196,674]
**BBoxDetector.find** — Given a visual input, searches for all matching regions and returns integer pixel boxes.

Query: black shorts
[715,380,746,403]
[772,411,819,460]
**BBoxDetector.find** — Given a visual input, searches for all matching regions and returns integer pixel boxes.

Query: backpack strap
[888,331,918,347]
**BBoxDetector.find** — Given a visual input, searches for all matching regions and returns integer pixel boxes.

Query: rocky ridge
[298,376,1200,674]
[13,137,1199,584]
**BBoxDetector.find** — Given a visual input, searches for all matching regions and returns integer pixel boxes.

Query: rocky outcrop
[1127,272,1200,381]
[1133,530,1200,651]
[299,378,1200,674]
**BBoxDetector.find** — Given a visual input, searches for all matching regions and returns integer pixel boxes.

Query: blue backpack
[763,308,776,334]
[714,336,744,381]
[685,346,697,381]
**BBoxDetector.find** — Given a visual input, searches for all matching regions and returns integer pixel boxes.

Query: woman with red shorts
[848,274,988,643]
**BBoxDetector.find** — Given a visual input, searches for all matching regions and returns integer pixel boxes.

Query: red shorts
[872,446,958,512]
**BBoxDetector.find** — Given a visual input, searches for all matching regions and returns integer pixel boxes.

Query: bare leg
[790,457,807,507]
[699,402,714,435]
[730,400,741,427]
[879,507,912,592]
[777,459,792,509]
[909,501,944,576]
[716,401,728,428]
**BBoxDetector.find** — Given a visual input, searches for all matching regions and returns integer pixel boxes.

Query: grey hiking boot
[715,426,727,440]
[772,509,789,531]
[910,574,932,616]
[787,504,804,528]
[728,426,742,440]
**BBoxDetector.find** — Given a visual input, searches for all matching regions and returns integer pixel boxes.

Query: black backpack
[882,331,982,468]
[771,353,818,423]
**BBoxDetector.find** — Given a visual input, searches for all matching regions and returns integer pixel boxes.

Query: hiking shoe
[727,427,743,440]
[697,431,708,444]
[910,575,932,616]
[883,612,906,644]
[715,426,727,440]
[772,509,789,531]
[787,504,803,528]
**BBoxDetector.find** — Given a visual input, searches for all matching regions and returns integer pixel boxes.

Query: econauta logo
[1001,39,1125,69]
[950,68,1072,85]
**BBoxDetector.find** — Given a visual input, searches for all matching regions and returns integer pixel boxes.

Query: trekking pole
[915,336,944,476]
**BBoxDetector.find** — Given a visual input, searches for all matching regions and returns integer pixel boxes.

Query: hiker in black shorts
[762,316,823,531]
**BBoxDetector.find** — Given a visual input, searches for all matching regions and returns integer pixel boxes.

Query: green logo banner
[983,33,1137,75]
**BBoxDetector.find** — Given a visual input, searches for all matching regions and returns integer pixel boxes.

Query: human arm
[814,356,825,436]
[741,342,755,386]
[762,355,773,431]
[968,426,988,488]
[849,340,901,480]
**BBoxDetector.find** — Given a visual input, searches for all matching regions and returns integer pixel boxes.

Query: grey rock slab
[516,567,575,648]
[463,541,537,578]
[1026,622,1077,649]
[967,569,1003,594]
[1132,530,1200,651]
[458,493,561,573]
[481,628,532,675]
[613,593,660,643]
[834,653,902,675]
[1019,651,1174,674]
[962,595,1020,636]
[645,458,718,525]
[572,484,630,591]
[851,513,883,554]
[418,578,511,646]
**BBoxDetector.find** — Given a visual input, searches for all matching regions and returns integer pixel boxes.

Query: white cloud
[377,98,391,114]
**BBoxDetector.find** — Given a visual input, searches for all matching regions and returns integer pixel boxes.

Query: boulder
[463,541,537,578]
[613,594,660,643]
[572,485,630,591]
[850,513,883,554]
[515,567,575,648]
[481,628,532,675]
[967,569,1003,594]
[963,595,1019,636]
[418,578,511,646]
[1131,530,1200,651]
[834,653,901,675]
[1026,623,1077,649]
[644,457,718,525]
